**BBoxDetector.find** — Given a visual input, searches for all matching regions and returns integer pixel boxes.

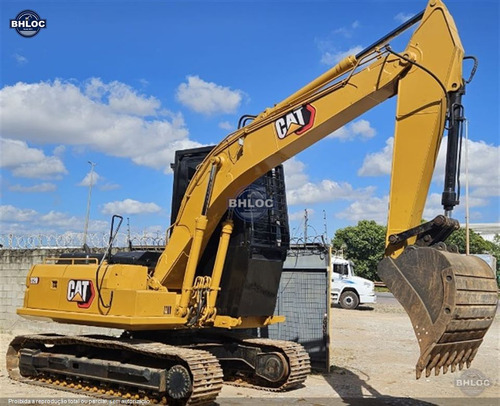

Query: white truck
[331,256,376,309]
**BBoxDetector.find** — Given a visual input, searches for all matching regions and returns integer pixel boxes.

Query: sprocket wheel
[165,364,192,399]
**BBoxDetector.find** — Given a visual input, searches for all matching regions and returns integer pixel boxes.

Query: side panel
[20,263,183,327]
[171,146,290,317]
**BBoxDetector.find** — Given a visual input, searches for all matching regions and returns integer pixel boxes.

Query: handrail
[44,257,99,265]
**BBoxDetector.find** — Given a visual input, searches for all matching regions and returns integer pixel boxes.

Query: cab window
[334,264,348,276]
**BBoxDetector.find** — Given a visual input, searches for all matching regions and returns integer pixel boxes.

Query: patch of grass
[375,286,390,293]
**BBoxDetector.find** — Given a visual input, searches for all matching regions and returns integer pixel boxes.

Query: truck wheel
[340,291,359,309]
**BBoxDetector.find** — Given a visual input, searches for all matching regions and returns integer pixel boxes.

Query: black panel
[110,251,162,267]
[170,146,290,318]
[217,248,284,317]
[170,146,215,225]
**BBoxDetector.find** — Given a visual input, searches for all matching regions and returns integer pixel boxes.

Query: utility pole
[83,161,96,248]
[127,217,132,250]
[323,210,328,242]
[304,209,308,247]
[465,119,470,255]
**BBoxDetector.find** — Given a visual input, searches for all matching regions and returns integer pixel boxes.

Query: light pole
[465,119,470,255]
[83,161,96,248]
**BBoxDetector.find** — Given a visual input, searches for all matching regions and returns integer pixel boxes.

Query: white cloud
[78,170,101,187]
[1,138,45,167]
[0,138,67,179]
[0,79,200,173]
[84,78,160,116]
[176,75,243,115]
[321,45,363,66]
[287,180,371,205]
[13,53,28,65]
[422,192,488,221]
[12,157,67,179]
[53,145,66,156]
[337,195,389,224]
[394,12,415,24]
[433,139,500,198]
[333,20,360,38]
[317,21,361,63]
[359,137,500,199]
[337,190,490,228]
[9,183,57,193]
[39,211,81,229]
[284,157,374,205]
[218,121,234,131]
[0,205,38,222]
[0,204,110,234]
[329,119,376,141]
[358,137,393,176]
[99,182,120,191]
[102,199,162,215]
[336,192,488,225]
[289,209,315,221]
[77,169,119,190]
[421,193,443,221]
[283,158,309,190]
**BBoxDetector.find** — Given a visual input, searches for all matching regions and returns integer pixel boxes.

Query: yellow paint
[19,0,464,330]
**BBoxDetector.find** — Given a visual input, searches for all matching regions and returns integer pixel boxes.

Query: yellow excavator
[7,0,498,403]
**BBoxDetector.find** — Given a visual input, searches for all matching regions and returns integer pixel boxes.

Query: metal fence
[260,245,331,370]
[0,232,167,249]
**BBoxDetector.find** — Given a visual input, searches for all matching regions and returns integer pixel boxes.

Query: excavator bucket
[378,244,498,379]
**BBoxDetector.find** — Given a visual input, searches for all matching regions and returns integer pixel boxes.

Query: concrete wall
[0,249,121,336]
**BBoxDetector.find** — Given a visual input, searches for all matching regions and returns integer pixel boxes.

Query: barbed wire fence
[0,232,167,249]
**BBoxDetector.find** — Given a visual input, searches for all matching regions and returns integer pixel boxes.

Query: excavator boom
[153,0,463,289]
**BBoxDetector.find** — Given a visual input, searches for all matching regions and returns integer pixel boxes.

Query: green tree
[332,220,386,281]
[446,229,500,284]
[489,235,500,283]
[445,228,491,253]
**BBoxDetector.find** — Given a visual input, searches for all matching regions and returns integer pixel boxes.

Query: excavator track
[222,336,311,391]
[7,334,224,405]
[132,331,311,392]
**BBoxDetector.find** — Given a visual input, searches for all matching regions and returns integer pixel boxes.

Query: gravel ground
[0,300,498,405]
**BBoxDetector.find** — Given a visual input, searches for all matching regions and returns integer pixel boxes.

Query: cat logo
[274,104,316,139]
[67,279,95,308]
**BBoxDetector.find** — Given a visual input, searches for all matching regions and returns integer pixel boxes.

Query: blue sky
[1,0,498,244]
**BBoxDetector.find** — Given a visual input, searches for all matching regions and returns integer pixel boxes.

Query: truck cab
[331,257,376,309]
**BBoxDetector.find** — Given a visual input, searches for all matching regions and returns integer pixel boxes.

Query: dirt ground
[0,299,498,406]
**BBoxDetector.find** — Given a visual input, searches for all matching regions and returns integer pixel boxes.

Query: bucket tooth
[378,245,498,379]
[461,348,473,369]
[426,354,441,377]
[467,347,479,368]
[451,350,463,373]
[436,351,449,372]
[445,350,458,372]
